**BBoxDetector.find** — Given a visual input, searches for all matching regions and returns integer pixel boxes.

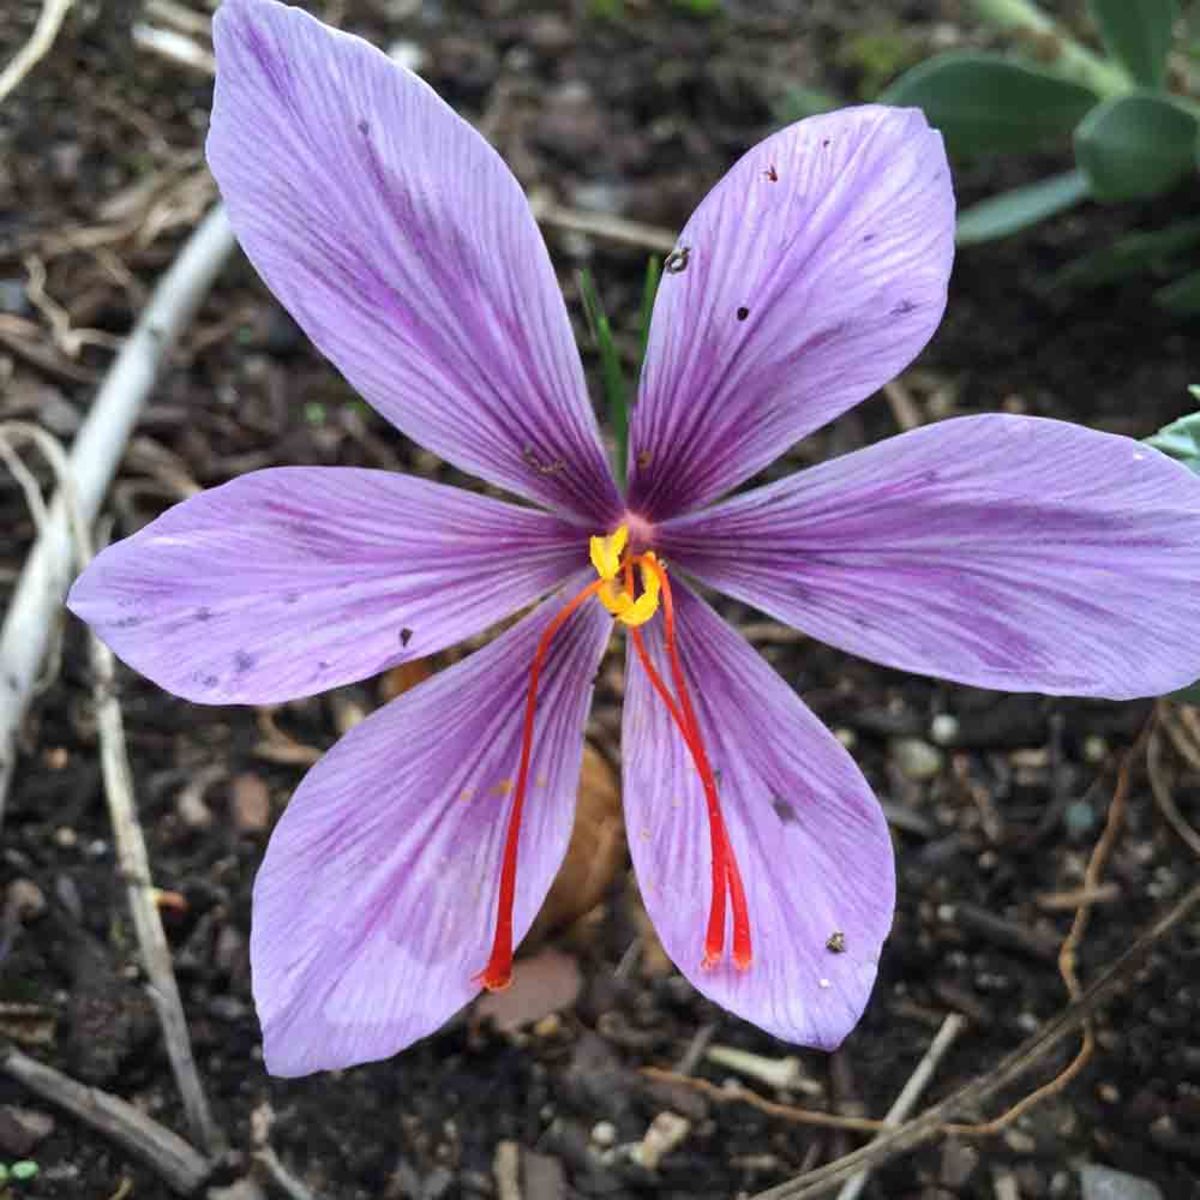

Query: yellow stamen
[589,525,628,581]
[589,524,661,628]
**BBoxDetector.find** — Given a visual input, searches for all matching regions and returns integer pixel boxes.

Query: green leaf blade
[1052,218,1200,289]
[956,170,1089,244]
[1155,269,1200,314]
[881,52,1098,155]
[1087,0,1177,89]
[577,268,629,487]
[1075,91,1198,200]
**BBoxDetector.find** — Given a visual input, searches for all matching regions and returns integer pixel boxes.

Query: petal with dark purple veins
[208,0,619,522]
[661,415,1200,699]
[68,468,584,704]
[252,576,610,1075]
[623,584,893,1049]
[628,105,954,519]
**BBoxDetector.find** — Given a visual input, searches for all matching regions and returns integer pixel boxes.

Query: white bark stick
[0,204,235,819]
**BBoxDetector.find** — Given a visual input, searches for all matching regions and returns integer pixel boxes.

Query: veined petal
[628,105,954,519]
[68,468,584,704]
[252,576,611,1075]
[661,415,1200,699]
[208,0,619,522]
[623,585,893,1049]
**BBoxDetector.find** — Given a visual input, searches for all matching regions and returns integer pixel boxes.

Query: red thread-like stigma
[630,555,752,973]
[476,578,606,992]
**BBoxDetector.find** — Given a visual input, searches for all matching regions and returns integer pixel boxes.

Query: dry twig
[0,204,235,822]
[1147,711,1200,859]
[0,0,73,105]
[750,877,1200,1199]
[0,1044,211,1195]
[0,423,221,1153]
[835,1014,967,1200]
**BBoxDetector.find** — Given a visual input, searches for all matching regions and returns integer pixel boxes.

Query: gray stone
[1080,1164,1165,1200]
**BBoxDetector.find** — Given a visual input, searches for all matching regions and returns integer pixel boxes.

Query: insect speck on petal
[826,931,846,954]
[764,164,778,182]
[664,246,690,274]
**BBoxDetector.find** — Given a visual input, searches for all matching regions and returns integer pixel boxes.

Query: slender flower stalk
[68,0,1200,1078]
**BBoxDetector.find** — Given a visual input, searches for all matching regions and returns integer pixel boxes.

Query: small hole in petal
[736,306,750,322]
[400,627,413,647]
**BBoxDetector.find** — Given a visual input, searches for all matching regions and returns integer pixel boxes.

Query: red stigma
[476,577,606,993]
[628,556,752,974]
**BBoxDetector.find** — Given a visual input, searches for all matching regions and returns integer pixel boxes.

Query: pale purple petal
[623,585,893,1049]
[208,0,620,522]
[627,105,954,520]
[661,415,1200,699]
[68,468,585,704]
[252,576,611,1075]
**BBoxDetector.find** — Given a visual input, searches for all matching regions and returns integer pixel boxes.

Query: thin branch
[0,1044,212,1195]
[0,0,73,105]
[0,204,235,822]
[0,424,222,1154]
[835,1014,967,1200]
[750,878,1200,1199]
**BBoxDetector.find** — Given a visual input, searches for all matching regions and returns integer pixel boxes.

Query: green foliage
[1075,92,1198,200]
[772,86,840,125]
[1146,395,1200,699]
[957,170,1089,244]
[836,28,922,100]
[638,255,661,367]
[1155,268,1200,313]
[881,52,1097,156]
[872,0,1200,257]
[1051,219,1200,289]
[577,269,629,486]
[1088,0,1177,89]
[8,1162,38,1183]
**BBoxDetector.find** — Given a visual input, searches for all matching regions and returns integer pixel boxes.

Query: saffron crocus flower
[69,0,1200,1078]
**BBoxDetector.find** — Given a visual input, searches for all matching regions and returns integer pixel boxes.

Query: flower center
[475,525,753,993]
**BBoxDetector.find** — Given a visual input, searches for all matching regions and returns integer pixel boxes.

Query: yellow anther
[594,547,661,628]
[589,524,628,581]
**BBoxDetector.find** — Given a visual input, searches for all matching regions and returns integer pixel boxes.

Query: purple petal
[252,576,611,1075]
[661,415,1200,699]
[623,584,893,1049]
[627,105,954,520]
[68,468,585,704]
[208,0,620,522]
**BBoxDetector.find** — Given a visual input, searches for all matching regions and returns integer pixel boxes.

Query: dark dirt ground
[1,1,1199,1197]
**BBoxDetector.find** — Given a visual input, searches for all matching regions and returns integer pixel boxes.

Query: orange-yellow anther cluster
[589,525,661,628]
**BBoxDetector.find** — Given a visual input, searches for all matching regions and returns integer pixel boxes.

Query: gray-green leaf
[1155,269,1200,314]
[1088,0,1177,90]
[1075,91,1198,200]
[880,52,1098,156]
[956,170,1089,244]
[1052,218,1200,288]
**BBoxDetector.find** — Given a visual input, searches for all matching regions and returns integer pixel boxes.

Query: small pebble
[590,1121,616,1148]
[930,713,959,745]
[231,773,271,834]
[891,737,943,782]
[1080,1164,1164,1200]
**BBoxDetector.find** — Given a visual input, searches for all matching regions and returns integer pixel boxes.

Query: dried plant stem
[835,1014,967,1200]
[530,197,678,256]
[0,204,234,822]
[751,877,1200,1200]
[639,1068,889,1134]
[0,0,73,105]
[0,1044,211,1195]
[0,424,222,1154]
[1147,715,1200,859]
